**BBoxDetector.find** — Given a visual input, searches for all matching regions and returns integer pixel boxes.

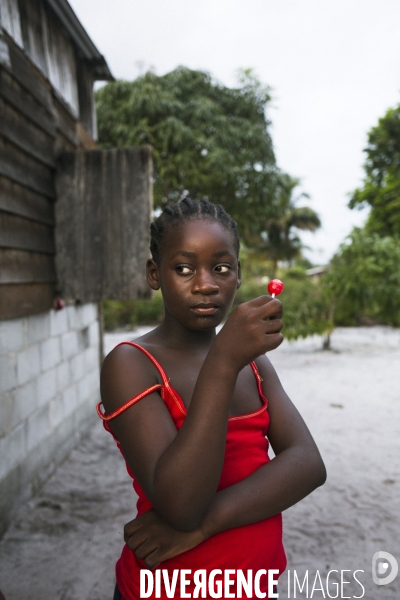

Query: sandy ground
[0,326,399,600]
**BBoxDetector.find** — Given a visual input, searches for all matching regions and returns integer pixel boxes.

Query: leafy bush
[103,292,164,331]
[234,268,332,341]
[326,228,400,326]
[279,273,332,341]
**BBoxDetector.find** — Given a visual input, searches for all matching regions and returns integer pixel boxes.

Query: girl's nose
[192,270,219,294]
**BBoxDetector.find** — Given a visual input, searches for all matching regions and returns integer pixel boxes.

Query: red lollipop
[267,279,284,298]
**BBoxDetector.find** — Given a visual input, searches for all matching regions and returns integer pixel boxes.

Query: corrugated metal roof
[306,266,328,276]
[45,0,114,80]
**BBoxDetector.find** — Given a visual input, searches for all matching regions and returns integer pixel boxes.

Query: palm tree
[261,175,321,275]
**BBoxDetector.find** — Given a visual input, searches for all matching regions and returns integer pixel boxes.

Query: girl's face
[147,219,241,331]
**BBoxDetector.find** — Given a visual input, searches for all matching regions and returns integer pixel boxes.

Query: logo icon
[372,551,398,586]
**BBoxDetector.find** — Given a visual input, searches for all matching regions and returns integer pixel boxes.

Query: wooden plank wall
[0,1,152,319]
[55,147,153,302]
[0,28,93,319]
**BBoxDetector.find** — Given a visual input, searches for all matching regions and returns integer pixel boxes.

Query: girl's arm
[101,296,283,532]
[198,354,326,537]
[123,355,325,567]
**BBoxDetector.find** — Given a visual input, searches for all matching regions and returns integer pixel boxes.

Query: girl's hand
[124,510,206,569]
[214,296,283,371]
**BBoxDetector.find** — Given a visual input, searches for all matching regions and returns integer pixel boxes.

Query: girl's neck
[153,314,217,352]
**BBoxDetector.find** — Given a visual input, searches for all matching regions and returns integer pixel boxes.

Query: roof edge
[44,0,114,81]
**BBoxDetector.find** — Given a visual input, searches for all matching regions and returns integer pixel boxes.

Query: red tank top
[97,342,286,599]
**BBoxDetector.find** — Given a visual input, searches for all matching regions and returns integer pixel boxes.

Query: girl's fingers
[134,538,159,561]
[254,298,283,320]
[124,511,159,543]
[124,519,142,543]
[264,332,284,350]
[126,529,151,552]
[263,318,283,334]
[247,295,272,308]
[144,549,162,570]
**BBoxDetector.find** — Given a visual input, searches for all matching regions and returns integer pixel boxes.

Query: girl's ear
[237,259,242,289]
[146,259,160,290]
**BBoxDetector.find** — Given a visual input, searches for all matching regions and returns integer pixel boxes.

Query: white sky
[69,0,400,263]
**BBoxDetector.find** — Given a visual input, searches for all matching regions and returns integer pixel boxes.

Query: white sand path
[0,327,399,600]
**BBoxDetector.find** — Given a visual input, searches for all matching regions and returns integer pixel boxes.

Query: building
[306,265,329,284]
[0,0,152,535]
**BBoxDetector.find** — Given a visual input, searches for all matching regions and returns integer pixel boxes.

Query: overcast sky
[69,0,400,263]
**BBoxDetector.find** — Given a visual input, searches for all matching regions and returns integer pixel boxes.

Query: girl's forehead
[162,219,236,255]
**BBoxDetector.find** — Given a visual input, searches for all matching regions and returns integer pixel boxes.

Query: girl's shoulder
[253,353,275,379]
[100,340,163,416]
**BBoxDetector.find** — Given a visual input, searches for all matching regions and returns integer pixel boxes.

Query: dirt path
[0,327,399,599]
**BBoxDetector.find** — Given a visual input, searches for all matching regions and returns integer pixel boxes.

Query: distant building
[0,0,152,535]
[306,265,329,283]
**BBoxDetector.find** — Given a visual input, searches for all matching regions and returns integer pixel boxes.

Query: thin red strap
[115,341,170,385]
[96,383,163,421]
[250,361,267,404]
[97,341,169,422]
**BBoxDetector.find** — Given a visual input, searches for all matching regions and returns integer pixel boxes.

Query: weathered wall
[55,146,153,302]
[0,303,100,536]
[0,0,149,539]
[0,4,100,321]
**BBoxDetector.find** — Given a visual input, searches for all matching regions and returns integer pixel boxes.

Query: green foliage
[96,67,320,262]
[96,67,280,236]
[277,270,332,341]
[238,247,273,279]
[103,293,164,331]
[325,228,400,325]
[253,174,321,274]
[349,106,400,236]
[235,258,332,342]
[233,267,332,341]
[233,280,266,305]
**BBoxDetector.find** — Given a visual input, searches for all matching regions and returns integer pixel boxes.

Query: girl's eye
[214,265,231,273]
[176,265,193,275]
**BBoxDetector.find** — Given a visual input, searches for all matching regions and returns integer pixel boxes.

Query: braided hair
[150,198,240,263]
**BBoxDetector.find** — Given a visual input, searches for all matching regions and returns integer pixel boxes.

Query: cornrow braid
[150,198,240,264]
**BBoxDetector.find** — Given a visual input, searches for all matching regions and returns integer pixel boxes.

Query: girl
[98,198,326,600]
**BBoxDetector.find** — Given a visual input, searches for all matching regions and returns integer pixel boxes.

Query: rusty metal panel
[55,146,153,301]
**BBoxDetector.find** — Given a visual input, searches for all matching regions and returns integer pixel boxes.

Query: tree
[324,228,400,326]
[256,174,321,275]
[96,67,285,241]
[349,105,400,237]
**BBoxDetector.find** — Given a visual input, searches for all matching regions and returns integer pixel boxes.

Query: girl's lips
[190,305,219,315]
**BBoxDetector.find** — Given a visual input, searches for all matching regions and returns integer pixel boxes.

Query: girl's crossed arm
[123,355,326,568]
[198,354,326,534]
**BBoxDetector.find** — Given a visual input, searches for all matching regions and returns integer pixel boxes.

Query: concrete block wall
[0,303,100,536]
